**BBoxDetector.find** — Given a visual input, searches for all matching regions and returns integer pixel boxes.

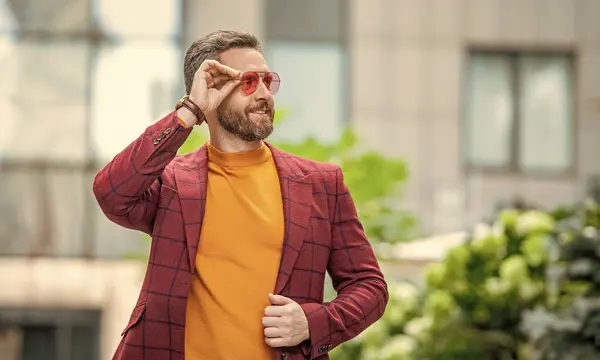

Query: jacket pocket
[121,302,146,336]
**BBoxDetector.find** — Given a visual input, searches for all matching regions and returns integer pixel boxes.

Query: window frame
[0,307,101,360]
[461,45,579,179]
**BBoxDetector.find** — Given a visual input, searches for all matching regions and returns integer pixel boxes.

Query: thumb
[268,293,293,305]
[217,79,241,98]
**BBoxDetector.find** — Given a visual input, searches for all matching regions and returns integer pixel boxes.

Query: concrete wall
[0,259,145,360]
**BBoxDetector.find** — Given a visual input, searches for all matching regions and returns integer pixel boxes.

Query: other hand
[262,293,310,348]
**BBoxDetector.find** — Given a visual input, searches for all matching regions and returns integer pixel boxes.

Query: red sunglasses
[239,71,280,95]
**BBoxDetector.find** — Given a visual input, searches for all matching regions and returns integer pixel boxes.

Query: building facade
[186,0,600,234]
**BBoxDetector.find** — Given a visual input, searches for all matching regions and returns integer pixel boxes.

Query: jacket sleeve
[300,166,389,359]
[92,111,193,234]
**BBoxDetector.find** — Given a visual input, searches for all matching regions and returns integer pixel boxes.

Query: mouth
[247,106,273,121]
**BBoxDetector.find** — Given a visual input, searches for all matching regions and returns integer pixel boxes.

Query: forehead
[219,48,269,72]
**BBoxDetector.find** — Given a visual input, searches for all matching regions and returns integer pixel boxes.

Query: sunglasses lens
[265,72,280,94]
[241,72,259,95]
[240,72,280,95]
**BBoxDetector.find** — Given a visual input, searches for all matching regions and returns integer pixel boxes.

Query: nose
[253,78,273,101]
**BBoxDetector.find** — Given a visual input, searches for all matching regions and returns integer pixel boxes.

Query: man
[93,29,388,360]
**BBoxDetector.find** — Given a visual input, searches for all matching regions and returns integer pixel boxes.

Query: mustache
[246,101,274,115]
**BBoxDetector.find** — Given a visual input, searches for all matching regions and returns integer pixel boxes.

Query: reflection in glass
[518,56,572,172]
[92,0,181,39]
[266,41,345,143]
[464,54,514,167]
[0,39,89,161]
[91,41,180,160]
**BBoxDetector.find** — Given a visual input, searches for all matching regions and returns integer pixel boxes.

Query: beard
[217,101,274,142]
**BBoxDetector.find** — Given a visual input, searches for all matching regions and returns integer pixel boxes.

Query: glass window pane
[70,324,99,360]
[464,54,514,167]
[92,0,181,39]
[0,38,89,161]
[265,42,345,143]
[0,169,87,257]
[90,41,181,160]
[22,326,56,360]
[266,0,345,43]
[0,0,92,33]
[518,55,573,172]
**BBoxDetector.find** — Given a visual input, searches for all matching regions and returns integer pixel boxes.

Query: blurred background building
[0,0,599,359]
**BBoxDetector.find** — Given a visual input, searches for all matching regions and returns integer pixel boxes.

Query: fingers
[199,59,241,79]
[188,60,242,112]
[217,79,241,97]
[265,337,286,348]
[262,316,281,327]
[263,326,280,338]
[264,305,286,317]
[206,75,231,89]
[268,293,294,305]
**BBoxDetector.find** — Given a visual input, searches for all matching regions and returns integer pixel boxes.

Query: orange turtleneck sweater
[184,142,285,360]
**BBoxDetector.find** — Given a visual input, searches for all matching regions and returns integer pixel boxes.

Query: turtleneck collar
[207,141,272,167]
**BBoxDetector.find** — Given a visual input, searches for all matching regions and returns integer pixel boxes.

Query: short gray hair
[183,30,262,94]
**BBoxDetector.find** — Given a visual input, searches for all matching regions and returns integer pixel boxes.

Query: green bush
[332,200,600,360]
[521,200,600,360]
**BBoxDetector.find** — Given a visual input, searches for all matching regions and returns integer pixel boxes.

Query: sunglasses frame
[239,71,281,95]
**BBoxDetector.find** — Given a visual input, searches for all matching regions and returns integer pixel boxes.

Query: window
[463,51,575,174]
[265,0,347,143]
[0,308,100,360]
[0,0,183,258]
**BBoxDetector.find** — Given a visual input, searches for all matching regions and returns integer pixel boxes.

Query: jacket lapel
[174,144,209,272]
[173,141,313,286]
[267,143,313,294]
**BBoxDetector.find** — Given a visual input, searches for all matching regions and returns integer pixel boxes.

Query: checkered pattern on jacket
[93,111,388,360]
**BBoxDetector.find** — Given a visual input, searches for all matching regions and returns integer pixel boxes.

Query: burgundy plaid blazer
[93,111,388,360]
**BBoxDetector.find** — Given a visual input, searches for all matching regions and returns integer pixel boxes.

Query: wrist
[175,95,205,127]
[176,107,198,128]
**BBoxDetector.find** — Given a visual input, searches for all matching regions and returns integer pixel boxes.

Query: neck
[208,125,263,153]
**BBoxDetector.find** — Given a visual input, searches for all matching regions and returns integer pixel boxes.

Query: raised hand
[180,60,241,126]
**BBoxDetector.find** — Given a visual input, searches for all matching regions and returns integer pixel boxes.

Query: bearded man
[93,29,388,360]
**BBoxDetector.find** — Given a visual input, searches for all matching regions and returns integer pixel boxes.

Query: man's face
[217,48,276,142]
